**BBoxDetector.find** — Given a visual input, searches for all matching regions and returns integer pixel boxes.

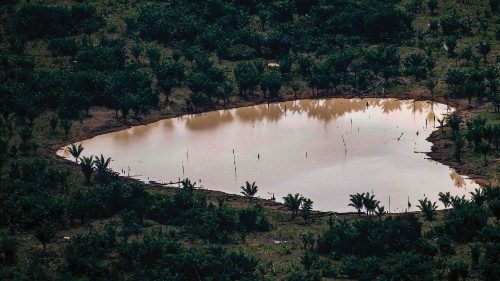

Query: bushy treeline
[0,156,270,235]
[305,188,500,281]
[444,112,499,163]
[0,0,497,127]
[126,0,412,57]
[0,149,270,279]
[6,3,104,40]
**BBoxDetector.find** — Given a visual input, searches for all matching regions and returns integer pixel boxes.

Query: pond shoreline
[41,88,494,214]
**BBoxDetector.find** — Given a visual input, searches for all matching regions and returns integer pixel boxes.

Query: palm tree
[68,143,84,162]
[61,119,72,140]
[453,131,465,163]
[348,193,365,216]
[450,195,467,208]
[94,154,111,174]
[181,178,197,192]
[417,198,438,221]
[476,42,491,62]
[438,192,452,209]
[283,193,303,221]
[49,115,58,132]
[301,198,314,224]
[79,156,94,184]
[427,0,438,13]
[35,220,56,264]
[363,193,379,215]
[447,113,461,133]
[375,205,385,220]
[425,79,436,97]
[483,185,500,203]
[18,126,32,146]
[478,140,490,165]
[470,188,486,206]
[240,181,258,201]
[94,154,113,182]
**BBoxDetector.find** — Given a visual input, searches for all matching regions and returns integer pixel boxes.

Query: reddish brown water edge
[58,98,478,212]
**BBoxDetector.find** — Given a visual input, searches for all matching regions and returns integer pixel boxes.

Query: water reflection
[450,171,467,188]
[58,98,477,212]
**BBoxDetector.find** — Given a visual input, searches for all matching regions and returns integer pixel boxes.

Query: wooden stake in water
[341,132,347,153]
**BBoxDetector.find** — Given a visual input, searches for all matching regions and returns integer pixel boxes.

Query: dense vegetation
[0,0,499,280]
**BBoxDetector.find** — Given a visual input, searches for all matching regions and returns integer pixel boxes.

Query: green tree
[0,230,17,265]
[445,36,458,58]
[260,70,282,98]
[154,59,185,103]
[427,0,438,13]
[476,42,491,63]
[348,193,365,216]
[240,181,258,201]
[131,43,142,62]
[34,220,56,264]
[470,188,486,206]
[18,126,33,148]
[301,198,314,224]
[68,143,84,162]
[453,131,465,161]
[425,79,436,97]
[478,140,490,165]
[79,155,94,184]
[234,62,261,97]
[447,112,462,133]
[220,81,234,105]
[448,259,470,281]
[490,0,499,13]
[438,192,452,209]
[375,205,385,220]
[417,198,438,221]
[49,115,58,133]
[363,193,379,215]
[61,119,72,140]
[404,53,428,81]
[283,193,303,221]
[94,154,114,182]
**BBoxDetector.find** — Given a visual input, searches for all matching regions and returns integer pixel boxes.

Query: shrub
[443,202,490,243]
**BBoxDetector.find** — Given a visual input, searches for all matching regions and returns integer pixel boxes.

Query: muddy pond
[58,98,478,212]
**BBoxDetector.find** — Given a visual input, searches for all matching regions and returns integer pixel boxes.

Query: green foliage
[404,53,429,81]
[283,193,303,220]
[348,193,365,216]
[68,143,84,161]
[0,230,17,265]
[448,259,470,281]
[260,70,283,98]
[301,198,314,224]
[234,61,261,97]
[438,191,452,209]
[417,198,438,221]
[240,181,258,200]
[442,201,490,243]
[79,155,94,184]
[8,4,104,40]
[34,219,56,254]
[318,214,422,258]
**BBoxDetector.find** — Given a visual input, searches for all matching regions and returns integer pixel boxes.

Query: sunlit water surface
[58,98,478,212]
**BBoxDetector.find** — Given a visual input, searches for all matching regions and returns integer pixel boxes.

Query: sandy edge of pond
[39,88,497,214]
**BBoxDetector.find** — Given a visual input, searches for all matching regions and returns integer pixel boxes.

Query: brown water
[58,98,477,212]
